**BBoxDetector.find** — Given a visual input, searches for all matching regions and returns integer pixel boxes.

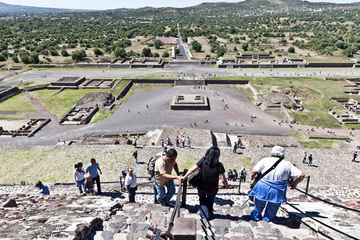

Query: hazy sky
[1,0,358,10]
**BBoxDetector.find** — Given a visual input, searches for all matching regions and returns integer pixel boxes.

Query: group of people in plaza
[36,145,304,224]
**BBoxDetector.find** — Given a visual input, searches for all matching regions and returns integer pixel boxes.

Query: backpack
[147,152,166,177]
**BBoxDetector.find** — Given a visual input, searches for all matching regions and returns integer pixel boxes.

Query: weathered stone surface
[255,227,283,238]
[231,226,254,238]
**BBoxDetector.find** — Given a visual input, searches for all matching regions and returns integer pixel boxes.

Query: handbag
[188,168,202,188]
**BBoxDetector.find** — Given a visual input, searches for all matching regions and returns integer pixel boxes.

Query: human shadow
[212,213,244,221]
[99,190,125,199]
[215,197,235,207]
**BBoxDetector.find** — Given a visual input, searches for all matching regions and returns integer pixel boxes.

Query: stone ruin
[256,92,303,112]
[329,97,360,124]
[48,77,115,90]
[79,132,146,145]
[241,135,301,148]
[0,118,51,137]
[76,58,165,69]
[342,77,360,95]
[174,74,205,86]
[170,94,210,110]
[60,92,116,125]
[0,86,22,103]
[48,77,86,89]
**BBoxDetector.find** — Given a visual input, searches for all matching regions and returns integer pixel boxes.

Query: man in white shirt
[125,168,137,203]
[249,146,305,222]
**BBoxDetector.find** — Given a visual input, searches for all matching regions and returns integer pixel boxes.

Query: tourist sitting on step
[84,173,96,195]
[227,169,234,181]
[35,181,50,195]
[232,169,238,181]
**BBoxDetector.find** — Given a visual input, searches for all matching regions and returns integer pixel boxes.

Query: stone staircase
[1,180,359,240]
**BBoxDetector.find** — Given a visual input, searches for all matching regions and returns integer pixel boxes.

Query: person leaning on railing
[181,146,229,220]
[248,146,305,222]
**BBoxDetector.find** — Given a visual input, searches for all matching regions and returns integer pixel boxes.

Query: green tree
[162,51,169,58]
[49,48,59,56]
[0,54,5,62]
[142,47,152,57]
[153,52,159,58]
[344,45,358,57]
[288,46,295,53]
[154,40,163,49]
[71,50,87,61]
[94,48,103,56]
[12,55,19,63]
[114,47,126,58]
[29,52,39,64]
[61,48,69,57]
[242,43,249,51]
[192,40,202,52]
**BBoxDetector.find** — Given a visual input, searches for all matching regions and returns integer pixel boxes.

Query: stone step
[1,182,359,240]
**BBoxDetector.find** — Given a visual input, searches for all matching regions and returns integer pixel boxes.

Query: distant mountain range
[0,2,89,13]
[0,0,359,14]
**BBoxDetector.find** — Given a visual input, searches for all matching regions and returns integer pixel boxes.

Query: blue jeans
[76,179,85,193]
[251,199,281,222]
[153,180,175,204]
[198,188,216,219]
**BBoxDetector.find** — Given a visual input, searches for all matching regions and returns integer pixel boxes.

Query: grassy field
[0,146,251,185]
[90,110,115,124]
[11,80,53,88]
[287,131,341,149]
[29,89,108,119]
[210,75,352,128]
[0,93,37,119]
[110,80,130,96]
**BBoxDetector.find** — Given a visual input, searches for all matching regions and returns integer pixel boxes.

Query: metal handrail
[154,181,183,239]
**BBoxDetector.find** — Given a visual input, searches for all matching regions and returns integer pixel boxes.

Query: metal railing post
[181,169,188,208]
[305,176,310,195]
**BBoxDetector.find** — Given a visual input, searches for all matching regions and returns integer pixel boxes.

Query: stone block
[173,217,196,240]
[3,198,17,207]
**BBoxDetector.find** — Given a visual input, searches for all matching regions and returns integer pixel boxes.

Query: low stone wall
[23,84,49,91]
[28,119,51,137]
[116,80,133,100]
[0,87,22,103]
[205,79,249,85]
[29,65,56,68]
[165,61,201,65]
[307,62,354,68]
